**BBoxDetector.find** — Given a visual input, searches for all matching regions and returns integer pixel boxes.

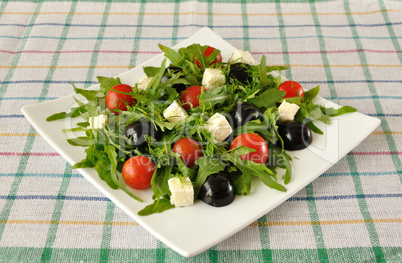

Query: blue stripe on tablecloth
[0,193,399,202]
[1,22,402,29]
[0,173,82,177]
[4,79,402,85]
[0,195,110,201]
[1,35,402,40]
[3,95,402,101]
[4,113,402,119]
[1,171,398,178]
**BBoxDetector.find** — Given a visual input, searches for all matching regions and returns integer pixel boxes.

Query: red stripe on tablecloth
[0,152,60,157]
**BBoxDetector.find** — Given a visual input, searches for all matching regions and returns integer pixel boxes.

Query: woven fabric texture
[0,0,401,262]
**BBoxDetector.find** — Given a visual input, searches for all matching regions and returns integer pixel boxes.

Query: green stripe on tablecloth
[379,0,402,65]
[128,0,146,68]
[170,0,180,46]
[347,156,385,262]
[207,0,213,29]
[378,0,402,183]
[83,2,114,262]
[344,2,389,261]
[346,3,401,174]
[0,1,36,106]
[276,2,328,259]
[240,0,250,51]
[309,1,338,101]
[0,1,43,241]
[100,201,115,262]
[258,215,273,262]
[305,184,329,261]
[343,1,401,181]
[275,0,292,79]
[0,1,7,19]
[37,2,77,103]
[1,246,396,262]
[84,0,112,89]
[156,240,166,262]
[40,166,73,262]
[31,3,78,261]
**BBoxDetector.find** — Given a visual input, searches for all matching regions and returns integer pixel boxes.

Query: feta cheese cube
[228,49,256,65]
[278,101,300,122]
[137,76,153,92]
[202,68,225,90]
[163,100,188,123]
[168,177,194,207]
[205,113,233,142]
[88,114,108,129]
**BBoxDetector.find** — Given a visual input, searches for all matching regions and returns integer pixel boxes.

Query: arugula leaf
[148,59,167,94]
[222,147,287,194]
[194,155,226,198]
[268,147,293,184]
[138,195,174,216]
[158,44,182,64]
[320,105,357,116]
[256,56,270,87]
[178,44,220,71]
[73,144,119,189]
[143,66,162,77]
[151,165,175,199]
[97,76,121,93]
[46,105,87,121]
[248,89,286,109]
[305,119,324,135]
[303,85,320,101]
[228,168,251,195]
[234,107,278,144]
[198,85,229,111]
[67,136,93,147]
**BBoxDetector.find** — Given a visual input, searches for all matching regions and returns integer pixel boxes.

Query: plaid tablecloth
[1,0,401,262]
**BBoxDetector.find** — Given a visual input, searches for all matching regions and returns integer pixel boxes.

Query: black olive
[198,173,236,207]
[232,102,262,128]
[124,119,158,147]
[276,121,312,151]
[228,63,252,85]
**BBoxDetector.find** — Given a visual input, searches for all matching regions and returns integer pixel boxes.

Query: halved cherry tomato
[194,46,223,68]
[229,133,269,164]
[122,156,156,190]
[180,85,205,110]
[278,81,305,99]
[172,137,203,167]
[106,84,136,114]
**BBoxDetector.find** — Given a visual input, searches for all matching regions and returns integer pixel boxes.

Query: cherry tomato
[106,84,136,114]
[230,133,269,164]
[194,46,223,68]
[180,85,205,110]
[122,156,156,190]
[278,81,305,99]
[172,137,203,167]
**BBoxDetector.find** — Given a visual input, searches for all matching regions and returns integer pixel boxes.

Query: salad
[47,44,356,216]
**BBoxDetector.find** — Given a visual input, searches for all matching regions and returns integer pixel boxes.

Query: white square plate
[22,27,380,257]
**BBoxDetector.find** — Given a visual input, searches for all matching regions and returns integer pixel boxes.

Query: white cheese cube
[163,100,188,123]
[202,68,225,90]
[137,76,153,92]
[88,114,108,129]
[168,177,194,207]
[278,101,300,122]
[205,113,233,142]
[228,49,256,65]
